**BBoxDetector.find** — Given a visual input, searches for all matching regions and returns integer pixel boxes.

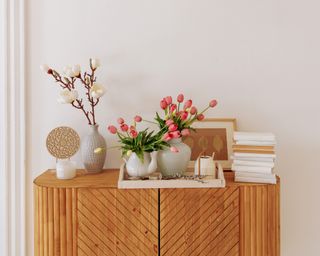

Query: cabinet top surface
[34,169,279,188]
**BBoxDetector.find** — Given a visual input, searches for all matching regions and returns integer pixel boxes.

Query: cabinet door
[160,187,240,256]
[77,188,159,256]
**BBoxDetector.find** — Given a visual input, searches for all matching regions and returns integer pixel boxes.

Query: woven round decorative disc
[46,126,80,159]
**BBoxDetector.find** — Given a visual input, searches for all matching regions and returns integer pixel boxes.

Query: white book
[235,176,276,184]
[235,172,276,179]
[234,132,275,142]
[233,152,276,159]
[233,159,275,168]
[231,155,275,162]
[235,140,276,146]
[232,164,273,174]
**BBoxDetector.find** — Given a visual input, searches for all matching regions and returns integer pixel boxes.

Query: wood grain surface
[34,169,280,256]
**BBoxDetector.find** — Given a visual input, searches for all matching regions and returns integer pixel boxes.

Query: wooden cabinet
[34,170,280,256]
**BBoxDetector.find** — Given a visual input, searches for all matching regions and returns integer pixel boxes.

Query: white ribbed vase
[157,138,191,176]
[81,125,106,173]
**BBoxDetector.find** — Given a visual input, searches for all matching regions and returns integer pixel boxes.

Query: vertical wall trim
[1,0,26,255]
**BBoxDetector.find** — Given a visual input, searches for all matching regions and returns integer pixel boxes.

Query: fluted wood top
[34,169,279,188]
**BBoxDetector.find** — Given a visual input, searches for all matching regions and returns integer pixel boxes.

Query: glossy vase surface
[157,138,191,176]
[124,151,158,177]
[81,125,106,173]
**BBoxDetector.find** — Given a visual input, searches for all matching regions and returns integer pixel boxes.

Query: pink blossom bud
[163,132,172,141]
[130,125,136,131]
[171,131,181,138]
[190,106,197,115]
[130,130,138,138]
[120,124,129,132]
[170,104,177,113]
[209,99,218,108]
[181,129,190,136]
[108,125,117,134]
[197,114,205,121]
[160,99,168,110]
[184,99,192,109]
[134,115,142,122]
[180,111,188,121]
[168,124,178,132]
[166,119,174,126]
[165,96,172,105]
[117,118,124,124]
[177,94,184,103]
[170,146,179,153]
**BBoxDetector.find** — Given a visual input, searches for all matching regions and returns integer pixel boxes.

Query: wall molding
[0,0,26,255]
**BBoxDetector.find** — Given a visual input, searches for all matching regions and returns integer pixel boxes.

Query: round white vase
[157,138,191,176]
[125,152,158,177]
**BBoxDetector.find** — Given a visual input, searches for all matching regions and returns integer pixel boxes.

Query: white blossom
[57,88,78,104]
[90,83,105,99]
[91,58,101,69]
[63,66,76,77]
[72,64,81,77]
[40,64,50,73]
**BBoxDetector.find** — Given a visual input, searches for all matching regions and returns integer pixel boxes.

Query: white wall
[27,0,320,255]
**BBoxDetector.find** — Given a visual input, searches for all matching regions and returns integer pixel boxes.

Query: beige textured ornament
[46,126,80,159]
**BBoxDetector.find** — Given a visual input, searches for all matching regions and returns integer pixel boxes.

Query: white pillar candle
[56,159,77,179]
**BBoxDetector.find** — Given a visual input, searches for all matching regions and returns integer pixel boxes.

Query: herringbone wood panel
[160,187,240,256]
[77,188,158,256]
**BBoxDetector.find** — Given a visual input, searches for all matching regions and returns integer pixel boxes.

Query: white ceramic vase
[157,138,191,176]
[81,125,106,173]
[124,151,158,177]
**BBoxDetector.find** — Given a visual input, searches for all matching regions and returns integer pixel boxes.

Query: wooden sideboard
[34,170,280,256]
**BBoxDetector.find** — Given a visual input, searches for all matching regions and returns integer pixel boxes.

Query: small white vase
[157,138,191,176]
[56,159,76,179]
[124,151,158,177]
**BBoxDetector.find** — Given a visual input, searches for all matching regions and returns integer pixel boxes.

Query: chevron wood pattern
[34,170,280,256]
[77,188,158,256]
[160,187,240,256]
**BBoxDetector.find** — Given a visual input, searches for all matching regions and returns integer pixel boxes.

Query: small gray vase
[81,124,106,173]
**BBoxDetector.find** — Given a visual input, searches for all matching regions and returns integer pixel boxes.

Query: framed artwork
[183,118,237,170]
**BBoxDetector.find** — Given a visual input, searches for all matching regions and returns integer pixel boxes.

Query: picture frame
[183,118,237,170]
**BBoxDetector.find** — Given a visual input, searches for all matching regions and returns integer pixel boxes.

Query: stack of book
[231,132,276,184]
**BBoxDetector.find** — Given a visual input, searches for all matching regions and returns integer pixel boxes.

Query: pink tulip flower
[130,130,138,138]
[134,115,142,122]
[181,129,190,137]
[163,132,173,141]
[170,104,177,113]
[160,99,168,109]
[165,96,172,105]
[166,119,174,126]
[168,124,178,132]
[108,125,117,134]
[180,111,188,121]
[170,146,179,153]
[120,124,129,132]
[117,117,124,124]
[130,125,136,131]
[177,94,184,103]
[197,114,205,121]
[171,131,181,138]
[209,99,218,108]
[184,99,192,109]
[190,106,197,115]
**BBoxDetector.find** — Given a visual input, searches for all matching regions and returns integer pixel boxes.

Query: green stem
[142,119,158,125]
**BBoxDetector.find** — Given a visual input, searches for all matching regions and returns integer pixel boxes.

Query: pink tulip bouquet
[155,93,218,141]
[107,116,169,161]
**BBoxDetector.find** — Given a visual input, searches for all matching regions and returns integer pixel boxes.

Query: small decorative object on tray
[150,94,218,176]
[46,126,80,179]
[41,59,107,173]
[194,152,216,176]
[231,131,277,184]
[118,161,225,189]
[107,116,169,177]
